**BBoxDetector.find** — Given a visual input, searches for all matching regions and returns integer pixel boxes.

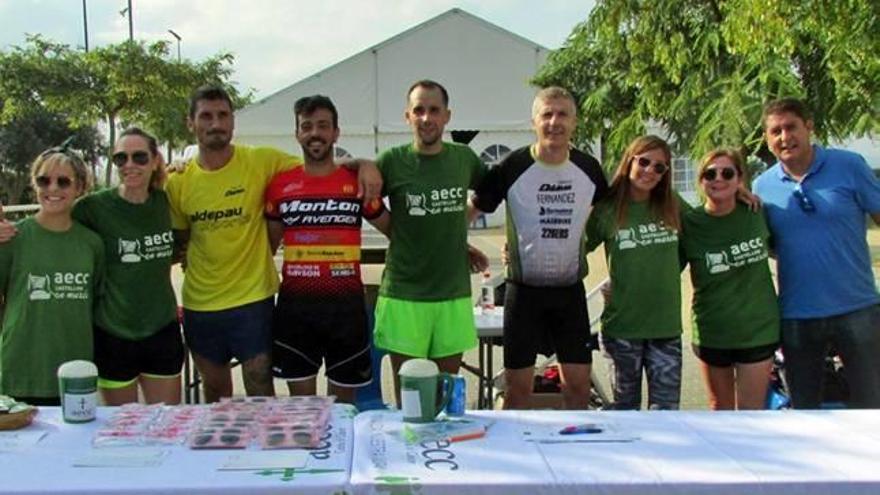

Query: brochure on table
[350,410,558,495]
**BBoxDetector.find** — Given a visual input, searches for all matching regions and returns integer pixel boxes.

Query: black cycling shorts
[692,342,778,368]
[94,320,185,382]
[272,296,372,387]
[503,281,593,369]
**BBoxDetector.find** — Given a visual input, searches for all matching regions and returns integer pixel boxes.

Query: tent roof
[241,8,548,112]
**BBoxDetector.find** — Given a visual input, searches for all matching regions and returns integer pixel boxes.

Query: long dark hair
[606,135,680,231]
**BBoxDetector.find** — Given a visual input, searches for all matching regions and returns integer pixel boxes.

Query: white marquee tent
[234,8,550,168]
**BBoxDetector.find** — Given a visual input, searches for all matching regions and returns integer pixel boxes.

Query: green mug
[399,359,454,423]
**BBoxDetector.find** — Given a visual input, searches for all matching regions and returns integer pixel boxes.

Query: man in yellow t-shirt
[166,86,298,402]
[167,85,381,403]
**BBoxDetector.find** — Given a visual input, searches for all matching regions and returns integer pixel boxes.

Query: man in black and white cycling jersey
[469,86,608,409]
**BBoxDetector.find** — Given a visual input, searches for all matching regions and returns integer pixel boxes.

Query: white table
[350,409,555,495]
[350,409,880,494]
[0,404,356,495]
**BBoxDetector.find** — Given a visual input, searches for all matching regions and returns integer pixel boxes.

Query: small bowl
[0,407,38,430]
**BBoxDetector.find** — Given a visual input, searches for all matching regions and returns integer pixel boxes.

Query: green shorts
[373,296,477,358]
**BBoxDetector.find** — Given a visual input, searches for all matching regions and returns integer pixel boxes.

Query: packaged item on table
[188,426,252,449]
[142,424,193,445]
[276,395,335,408]
[258,423,322,449]
[206,411,258,423]
[261,411,324,424]
[221,396,272,405]
[93,428,145,448]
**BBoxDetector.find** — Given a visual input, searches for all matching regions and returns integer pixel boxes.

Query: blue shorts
[183,297,274,366]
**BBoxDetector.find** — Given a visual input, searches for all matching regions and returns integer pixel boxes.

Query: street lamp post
[119,0,133,41]
[166,29,182,159]
[168,29,182,61]
[127,0,133,41]
[82,0,89,51]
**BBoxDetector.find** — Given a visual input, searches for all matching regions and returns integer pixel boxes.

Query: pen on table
[448,430,486,443]
[559,424,603,435]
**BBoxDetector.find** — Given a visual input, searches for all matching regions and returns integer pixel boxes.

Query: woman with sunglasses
[681,148,779,410]
[71,127,183,405]
[0,146,104,405]
[585,135,688,410]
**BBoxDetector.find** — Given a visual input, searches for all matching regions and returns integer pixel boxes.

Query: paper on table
[73,447,169,467]
[521,421,638,443]
[400,417,495,444]
[0,430,48,451]
[219,451,309,470]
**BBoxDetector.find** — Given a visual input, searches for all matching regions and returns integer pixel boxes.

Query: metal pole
[127,0,133,41]
[168,29,182,61]
[82,0,89,51]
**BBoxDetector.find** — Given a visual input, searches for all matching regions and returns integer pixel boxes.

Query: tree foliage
[0,36,250,186]
[534,0,880,166]
[0,105,103,205]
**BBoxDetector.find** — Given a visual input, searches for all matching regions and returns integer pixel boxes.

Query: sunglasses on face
[633,156,669,174]
[35,175,74,189]
[701,167,737,181]
[111,151,151,167]
[793,183,816,213]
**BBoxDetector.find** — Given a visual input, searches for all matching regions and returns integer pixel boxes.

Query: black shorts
[272,296,372,387]
[182,297,274,365]
[503,281,593,369]
[692,342,779,368]
[94,320,185,382]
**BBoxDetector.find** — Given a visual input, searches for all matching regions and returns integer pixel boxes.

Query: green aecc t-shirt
[0,217,104,398]
[681,203,779,349]
[377,142,487,301]
[585,196,688,339]
[73,188,177,340]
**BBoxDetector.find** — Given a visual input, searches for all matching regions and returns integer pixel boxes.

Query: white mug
[57,360,98,423]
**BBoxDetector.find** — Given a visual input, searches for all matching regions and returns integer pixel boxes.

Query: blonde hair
[697,148,745,182]
[31,149,92,197]
[606,135,680,231]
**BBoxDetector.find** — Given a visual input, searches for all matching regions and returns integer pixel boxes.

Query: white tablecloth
[350,410,554,495]
[350,409,880,495]
[0,404,355,495]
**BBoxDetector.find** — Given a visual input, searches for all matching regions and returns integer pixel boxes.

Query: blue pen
[559,424,603,435]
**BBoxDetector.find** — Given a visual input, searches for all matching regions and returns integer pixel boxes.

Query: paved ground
[175,227,880,410]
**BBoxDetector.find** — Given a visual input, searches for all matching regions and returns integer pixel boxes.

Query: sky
[0,0,597,99]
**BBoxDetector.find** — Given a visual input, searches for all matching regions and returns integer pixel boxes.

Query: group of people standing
[580,99,880,411]
[0,128,181,406]
[0,80,877,414]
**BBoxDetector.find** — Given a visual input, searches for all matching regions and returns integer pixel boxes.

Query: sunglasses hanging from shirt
[793,182,816,213]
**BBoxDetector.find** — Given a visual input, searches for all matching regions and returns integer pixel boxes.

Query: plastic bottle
[480,272,495,315]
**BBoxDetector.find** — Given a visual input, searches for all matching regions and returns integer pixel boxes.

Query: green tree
[0,36,248,186]
[534,0,880,166]
[0,104,103,205]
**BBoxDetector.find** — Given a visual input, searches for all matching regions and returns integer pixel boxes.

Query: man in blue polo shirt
[754,97,880,409]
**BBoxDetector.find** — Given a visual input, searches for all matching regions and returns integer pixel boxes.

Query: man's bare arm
[267,219,284,253]
[172,229,190,268]
[338,158,382,203]
[367,210,391,239]
[466,198,484,224]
